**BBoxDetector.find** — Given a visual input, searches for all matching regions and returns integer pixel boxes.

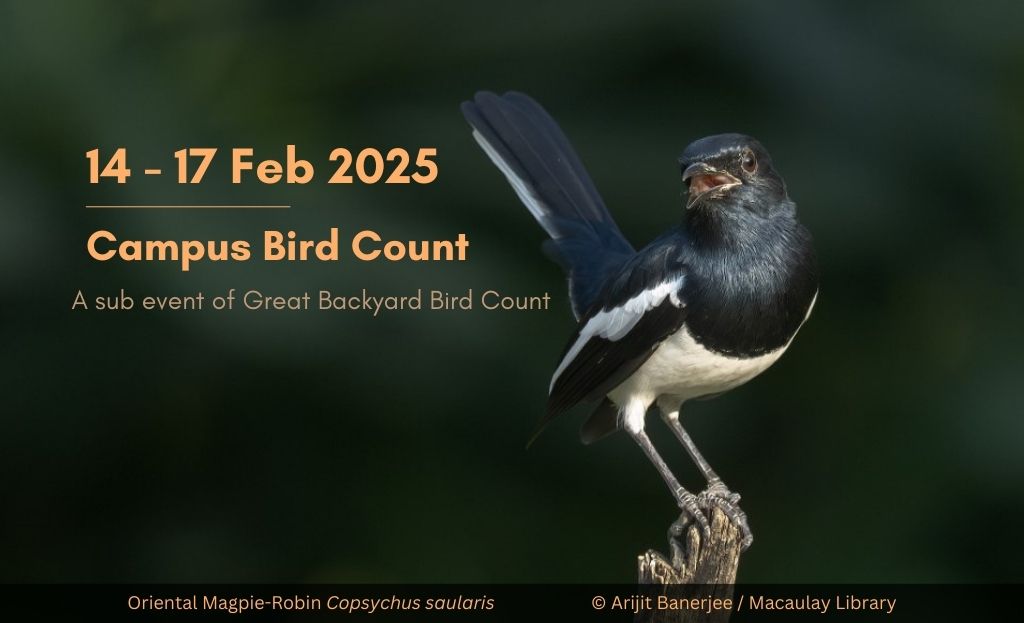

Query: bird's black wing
[529,241,689,443]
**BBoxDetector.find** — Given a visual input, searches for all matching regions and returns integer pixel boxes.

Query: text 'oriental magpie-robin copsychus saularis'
[461,92,818,549]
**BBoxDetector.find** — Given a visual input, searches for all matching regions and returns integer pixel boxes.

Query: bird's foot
[698,480,753,550]
[672,488,710,539]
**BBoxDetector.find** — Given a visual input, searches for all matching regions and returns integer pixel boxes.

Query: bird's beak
[683,162,742,210]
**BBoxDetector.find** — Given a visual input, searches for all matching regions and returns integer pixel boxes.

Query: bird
[461,91,818,549]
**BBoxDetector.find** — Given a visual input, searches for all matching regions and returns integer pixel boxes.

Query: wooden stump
[636,507,743,623]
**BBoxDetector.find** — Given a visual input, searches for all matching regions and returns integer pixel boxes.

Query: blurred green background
[1,0,1022,583]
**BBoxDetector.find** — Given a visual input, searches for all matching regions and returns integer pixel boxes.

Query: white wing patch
[471,130,559,239]
[549,277,685,392]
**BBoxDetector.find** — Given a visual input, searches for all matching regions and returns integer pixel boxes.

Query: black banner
[3,584,1018,622]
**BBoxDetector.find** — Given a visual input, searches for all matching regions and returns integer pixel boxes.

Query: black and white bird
[461,92,818,548]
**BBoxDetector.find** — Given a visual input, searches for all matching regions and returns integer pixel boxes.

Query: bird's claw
[670,483,753,551]
[673,489,710,539]
[698,481,754,550]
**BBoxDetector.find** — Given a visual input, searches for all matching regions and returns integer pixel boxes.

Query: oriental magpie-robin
[462,92,818,548]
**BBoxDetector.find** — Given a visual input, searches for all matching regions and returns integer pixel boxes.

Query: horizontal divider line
[85,205,290,209]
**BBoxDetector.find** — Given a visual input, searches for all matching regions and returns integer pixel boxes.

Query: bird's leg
[660,409,724,484]
[660,408,753,549]
[622,403,710,538]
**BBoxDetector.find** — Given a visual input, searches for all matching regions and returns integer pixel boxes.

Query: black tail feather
[461,91,634,317]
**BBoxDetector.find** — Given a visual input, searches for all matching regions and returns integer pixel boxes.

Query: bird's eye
[741,150,756,174]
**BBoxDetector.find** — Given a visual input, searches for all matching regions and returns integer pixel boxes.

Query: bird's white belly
[608,328,787,407]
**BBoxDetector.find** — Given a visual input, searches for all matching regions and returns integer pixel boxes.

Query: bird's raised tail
[461,91,635,319]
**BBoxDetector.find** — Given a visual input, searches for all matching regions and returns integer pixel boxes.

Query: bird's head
[679,134,787,214]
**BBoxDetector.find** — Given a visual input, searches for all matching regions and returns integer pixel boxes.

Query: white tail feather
[471,129,560,239]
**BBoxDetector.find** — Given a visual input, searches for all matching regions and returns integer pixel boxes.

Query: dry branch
[636,507,743,623]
